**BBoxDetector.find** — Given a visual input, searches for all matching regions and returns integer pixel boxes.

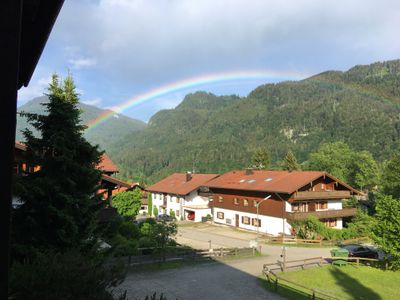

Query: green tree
[251,147,270,170]
[150,220,177,262]
[13,74,103,257]
[307,142,379,191]
[349,151,380,191]
[307,141,352,182]
[112,189,142,218]
[153,206,159,216]
[371,194,400,270]
[282,149,301,171]
[147,193,152,216]
[381,151,400,198]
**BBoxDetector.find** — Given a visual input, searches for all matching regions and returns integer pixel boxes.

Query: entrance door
[235,214,239,227]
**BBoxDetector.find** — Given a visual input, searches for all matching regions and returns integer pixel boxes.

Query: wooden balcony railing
[293,190,351,200]
[285,208,357,221]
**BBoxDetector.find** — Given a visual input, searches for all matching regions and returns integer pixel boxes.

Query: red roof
[206,170,359,194]
[97,154,119,173]
[15,141,27,151]
[146,173,220,196]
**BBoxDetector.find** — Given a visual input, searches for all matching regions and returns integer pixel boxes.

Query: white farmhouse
[146,172,219,222]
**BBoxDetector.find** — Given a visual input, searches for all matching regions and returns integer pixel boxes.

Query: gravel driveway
[118,258,286,300]
[119,223,333,299]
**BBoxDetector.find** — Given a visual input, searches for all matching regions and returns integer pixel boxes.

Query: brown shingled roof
[206,170,360,194]
[97,154,119,173]
[146,173,220,196]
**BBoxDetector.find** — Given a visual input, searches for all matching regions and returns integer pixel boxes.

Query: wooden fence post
[275,278,278,291]
[312,290,315,300]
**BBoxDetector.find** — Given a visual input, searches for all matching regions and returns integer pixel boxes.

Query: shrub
[169,209,176,219]
[153,206,158,216]
[9,250,126,300]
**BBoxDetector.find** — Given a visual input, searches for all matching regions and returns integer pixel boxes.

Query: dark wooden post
[1,1,22,298]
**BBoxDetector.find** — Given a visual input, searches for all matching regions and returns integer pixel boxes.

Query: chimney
[186,171,192,182]
[245,168,253,175]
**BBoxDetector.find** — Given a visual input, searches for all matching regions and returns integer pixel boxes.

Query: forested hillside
[16,96,147,153]
[109,60,400,183]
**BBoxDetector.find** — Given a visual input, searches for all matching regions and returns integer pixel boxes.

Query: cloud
[82,97,102,106]
[28,0,400,120]
[17,75,52,105]
[68,57,96,69]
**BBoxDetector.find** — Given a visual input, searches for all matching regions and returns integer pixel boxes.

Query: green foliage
[153,206,159,216]
[150,220,178,261]
[282,149,301,171]
[113,189,142,218]
[371,194,400,270]
[9,250,126,300]
[148,193,153,216]
[381,151,400,198]
[106,61,400,182]
[251,147,270,170]
[349,151,380,191]
[16,96,146,154]
[169,209,176,219]
[307,142,379,190]
[13,74,103,258]
[307,142,353,182]
[291,211,372,241]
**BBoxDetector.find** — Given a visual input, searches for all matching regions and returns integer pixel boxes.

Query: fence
[111,246,258,266]
[262,256,380,299]
[267,236,369,246]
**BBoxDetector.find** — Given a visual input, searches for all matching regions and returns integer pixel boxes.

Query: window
[252,218,261,227]
[242,216,250,225]
[176,210,180,217]
[218,196,224,203]
[253,200,258,207]
[243,199,249,206]
[234,198,239,205]
[292,202,309,212]
[217,212,224,219]
[176,197,180,203]
[321,183,325,190]
[316,201,328,210]
[324,218,337,227]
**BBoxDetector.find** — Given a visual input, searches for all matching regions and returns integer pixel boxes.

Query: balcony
[293,190,351,200]
[285,208,357,221]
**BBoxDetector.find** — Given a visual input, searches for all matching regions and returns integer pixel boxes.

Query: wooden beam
[0,1,22,297]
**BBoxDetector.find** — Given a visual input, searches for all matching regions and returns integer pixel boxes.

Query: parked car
[156,214,175,222]
[340,244,378,259]
[187,212,195,221]
[132,217,154,225]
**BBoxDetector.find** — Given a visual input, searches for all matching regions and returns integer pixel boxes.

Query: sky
[18,0,400,122]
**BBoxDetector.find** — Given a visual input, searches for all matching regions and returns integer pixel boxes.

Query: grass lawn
[261,264,400,300]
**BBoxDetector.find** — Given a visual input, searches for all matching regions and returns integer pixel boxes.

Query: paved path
[118,258,286,300]
[119,223,333,299]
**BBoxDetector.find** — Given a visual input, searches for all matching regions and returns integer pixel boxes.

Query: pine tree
[13,74,103,258]
[251,147,270,170]
[282,149,301,171]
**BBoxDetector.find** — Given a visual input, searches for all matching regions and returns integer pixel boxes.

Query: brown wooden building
[205,169,361,236]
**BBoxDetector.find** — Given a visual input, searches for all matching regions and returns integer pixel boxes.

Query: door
[235,214,239,227]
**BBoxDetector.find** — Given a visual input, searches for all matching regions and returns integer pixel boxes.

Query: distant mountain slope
[16,96,147,153]
[108,60,400,182]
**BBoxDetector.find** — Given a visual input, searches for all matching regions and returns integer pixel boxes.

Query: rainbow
[85,69,309,130]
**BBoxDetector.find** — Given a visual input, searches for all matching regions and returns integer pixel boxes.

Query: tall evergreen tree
[251,147,270,170]
[13,74,103,258]
[381,151,400,198]
[282,149,301,171]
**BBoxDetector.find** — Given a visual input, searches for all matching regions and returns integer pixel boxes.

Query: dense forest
[108,60,400,183]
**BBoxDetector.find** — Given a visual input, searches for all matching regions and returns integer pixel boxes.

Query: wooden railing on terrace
[285,207,357,221]
[293,190,350,200]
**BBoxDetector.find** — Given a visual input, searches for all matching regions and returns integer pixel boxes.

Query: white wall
[213,207,291,236]
[327,200,342,210]
[184,190,209,206]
